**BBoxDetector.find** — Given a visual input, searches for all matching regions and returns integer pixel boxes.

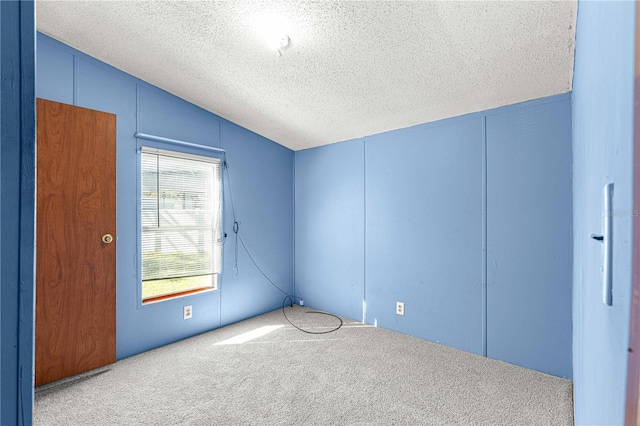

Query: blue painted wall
[220,121,295,325]
[36,33,294,360]
[486,100,573,378]
[295,141,365,321]
[365,118,484,356]
[295,94,573,378]
[572,1,636,424]
[0,2,36,424]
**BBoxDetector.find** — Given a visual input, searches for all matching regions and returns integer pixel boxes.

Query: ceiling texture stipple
[36,1,577,151]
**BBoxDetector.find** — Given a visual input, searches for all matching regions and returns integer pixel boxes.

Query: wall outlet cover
[183,305,193,319]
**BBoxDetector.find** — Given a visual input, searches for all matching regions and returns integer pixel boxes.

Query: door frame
[625,4,640,424]
[0,1,37,424]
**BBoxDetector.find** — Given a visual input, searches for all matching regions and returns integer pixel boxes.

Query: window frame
[137,146,223,305]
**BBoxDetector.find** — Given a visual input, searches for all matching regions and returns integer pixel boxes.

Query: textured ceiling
[36,1,577,151]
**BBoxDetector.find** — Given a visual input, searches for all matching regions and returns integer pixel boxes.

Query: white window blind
[141,148,222,300]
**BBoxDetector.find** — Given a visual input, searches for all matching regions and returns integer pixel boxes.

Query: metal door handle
[602,183,613,306]
[592,183,613,306]
[102,234,114,244]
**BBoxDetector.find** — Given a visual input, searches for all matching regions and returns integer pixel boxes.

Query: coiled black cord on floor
[281,296,343,334]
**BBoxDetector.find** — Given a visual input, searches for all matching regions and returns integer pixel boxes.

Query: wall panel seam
[482,115,488,358]
[363,140,367,323]
[72,54,78,105]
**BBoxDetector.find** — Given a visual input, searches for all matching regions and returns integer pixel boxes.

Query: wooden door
[35,99,116,386]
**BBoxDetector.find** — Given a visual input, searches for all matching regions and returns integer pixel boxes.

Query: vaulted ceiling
[37,1,577,151]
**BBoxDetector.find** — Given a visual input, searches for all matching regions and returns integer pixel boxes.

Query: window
[141,148,222,303]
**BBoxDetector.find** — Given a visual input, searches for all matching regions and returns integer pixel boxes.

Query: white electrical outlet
[183,305,193,320]
[396,302,405,316]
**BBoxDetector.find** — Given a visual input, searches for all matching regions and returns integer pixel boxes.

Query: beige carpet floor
[34,306,573,425]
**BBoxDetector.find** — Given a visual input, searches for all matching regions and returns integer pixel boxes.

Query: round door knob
[102,234,114,244]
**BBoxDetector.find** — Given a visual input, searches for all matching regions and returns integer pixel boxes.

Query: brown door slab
[35,99,116,386]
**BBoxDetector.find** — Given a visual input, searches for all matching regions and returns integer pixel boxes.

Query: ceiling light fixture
[276,35,290,56]
[255,13,291,56]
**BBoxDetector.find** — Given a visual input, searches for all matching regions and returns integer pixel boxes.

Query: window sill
[142,287,216,305]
